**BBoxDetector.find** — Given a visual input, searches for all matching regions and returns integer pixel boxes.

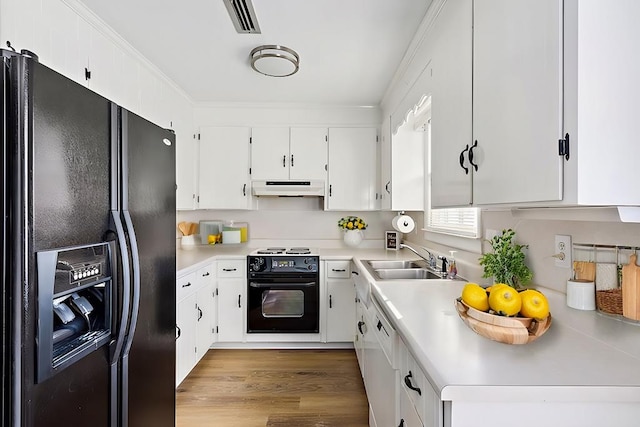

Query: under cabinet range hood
[251,180,325,197]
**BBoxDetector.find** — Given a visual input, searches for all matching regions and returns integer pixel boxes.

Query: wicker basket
[595,289,623,315]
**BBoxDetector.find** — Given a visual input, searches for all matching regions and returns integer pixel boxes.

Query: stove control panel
[248,256,318,274]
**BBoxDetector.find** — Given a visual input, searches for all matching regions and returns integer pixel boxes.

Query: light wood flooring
[176,349,369,427]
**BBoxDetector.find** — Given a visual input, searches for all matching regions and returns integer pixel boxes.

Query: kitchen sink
[366,260,427,270]
[362,259,448,281]
[375,268,442,280]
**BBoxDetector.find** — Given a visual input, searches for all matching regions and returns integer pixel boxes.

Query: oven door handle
[249,281,316,288]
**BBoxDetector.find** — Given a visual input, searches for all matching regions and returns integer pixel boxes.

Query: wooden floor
[176,349,369,427]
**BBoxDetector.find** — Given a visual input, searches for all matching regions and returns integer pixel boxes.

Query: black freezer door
[8,56,113,426]
[120,109,176,427]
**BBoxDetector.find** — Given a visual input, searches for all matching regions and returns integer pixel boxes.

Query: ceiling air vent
[224,0,261,34]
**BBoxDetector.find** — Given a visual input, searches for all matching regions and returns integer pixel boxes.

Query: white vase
[343,229,364,247]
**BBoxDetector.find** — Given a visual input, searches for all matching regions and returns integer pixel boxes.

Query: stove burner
[256,248,285,254]
[286,247,311,255]
[255,247,312,255]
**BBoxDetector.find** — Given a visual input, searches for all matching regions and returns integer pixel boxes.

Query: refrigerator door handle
[109,210,131,363]
[120,209,141,427]
[108,210,132,427]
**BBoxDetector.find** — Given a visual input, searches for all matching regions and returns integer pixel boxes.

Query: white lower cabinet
[354,298,366,376]
[325,260,356,342]
[176,263,217,386]
[176,290,197,386]
[216,259,246,342]
[399,337,440,427]
[364,298,398,427]
[195,264,216,361]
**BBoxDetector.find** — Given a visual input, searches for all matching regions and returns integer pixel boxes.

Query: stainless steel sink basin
[361,259,447,281]
[374,268,442,280]
[366,260,426,269]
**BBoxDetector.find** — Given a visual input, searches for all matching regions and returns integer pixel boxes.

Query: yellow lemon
[488,284,522,316]
[461,283,489,312]
[519,289,550,320]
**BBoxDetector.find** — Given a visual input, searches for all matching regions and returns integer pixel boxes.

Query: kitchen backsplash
[177,197,397,247]
[404,209,640,294]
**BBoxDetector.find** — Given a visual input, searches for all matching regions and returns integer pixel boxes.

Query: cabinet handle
[329,184,332,197]
[182,282,192,288]
[376,320,382,331]
[202,272,210,277]
[329,295,333,309]
[242,183,246,196]
[238,294,241,308]
[404,371,422,396]
[357,321,365,334]
[223,268,237,272]
[398,420,405,427]
[352,271,359,276]
[468,140,478,172]
[385,180,391,194]
[459,144,470,175]
[197,306,203,321]
[291,154,294,167]
[176,325,181,340]
[332,268,346,272]
[283,155,286,167]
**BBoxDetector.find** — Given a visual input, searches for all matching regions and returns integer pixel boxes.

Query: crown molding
[61,0,194,105]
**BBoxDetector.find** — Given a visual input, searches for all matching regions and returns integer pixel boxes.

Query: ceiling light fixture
[250,45,299,77]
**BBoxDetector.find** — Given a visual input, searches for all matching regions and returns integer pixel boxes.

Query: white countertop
[368,275,640,402]
[178,244,640,403]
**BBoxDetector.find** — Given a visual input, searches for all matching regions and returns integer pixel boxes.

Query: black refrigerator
[1,48,176,426]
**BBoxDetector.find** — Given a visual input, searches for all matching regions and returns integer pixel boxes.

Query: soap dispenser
[447,250,457,279]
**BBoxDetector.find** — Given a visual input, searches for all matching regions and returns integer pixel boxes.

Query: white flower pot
[343,229,364,247]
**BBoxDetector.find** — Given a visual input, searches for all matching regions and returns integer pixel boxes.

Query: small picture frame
[385,231,401,251]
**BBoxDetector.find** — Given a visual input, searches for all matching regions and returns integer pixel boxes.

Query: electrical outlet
[555,235,572,268]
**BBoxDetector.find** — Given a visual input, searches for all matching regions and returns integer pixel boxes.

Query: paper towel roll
[392,214,415,233]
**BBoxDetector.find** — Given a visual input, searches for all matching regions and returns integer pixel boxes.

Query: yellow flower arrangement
[338,216,367,230]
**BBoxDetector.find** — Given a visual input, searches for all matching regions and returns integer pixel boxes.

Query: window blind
[427,207,480,238]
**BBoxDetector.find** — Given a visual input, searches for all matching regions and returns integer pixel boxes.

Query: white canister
[566,279,596,310]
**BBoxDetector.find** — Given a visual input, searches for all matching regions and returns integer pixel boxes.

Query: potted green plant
[479,229,533,290]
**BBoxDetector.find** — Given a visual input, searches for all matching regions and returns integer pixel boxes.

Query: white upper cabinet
[327,128,378,211]
[472,0,563,206]
[250,127,327,181]
[562,0,640,207]
[289,128,328,180]
[198,127,251,210]
[430,0,473,208]
[430,0,563,208]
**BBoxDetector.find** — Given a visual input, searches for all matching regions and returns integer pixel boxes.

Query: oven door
[247,277,319,333]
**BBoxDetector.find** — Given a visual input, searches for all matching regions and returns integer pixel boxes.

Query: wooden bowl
[454,298,551,345]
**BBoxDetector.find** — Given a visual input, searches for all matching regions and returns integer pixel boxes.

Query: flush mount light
[250,45,299,77]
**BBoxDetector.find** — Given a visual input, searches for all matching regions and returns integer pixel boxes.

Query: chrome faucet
[400,244,438,270]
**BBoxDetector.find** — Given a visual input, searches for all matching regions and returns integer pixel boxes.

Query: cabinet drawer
[177,271,197,302]
[196,264,215,285]
[326,260,351,279]
[217,260,245,278]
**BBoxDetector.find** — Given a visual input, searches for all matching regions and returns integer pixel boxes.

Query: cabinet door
[354,300,366,376]
[289,127,328,180]
[176,293,197,385]
[399,387,424,427]
[473,0,563,205]
[326,281,356,342]
[195,264,215,362]
[327,128,377,210]
[391,118,425,211]
[198,127,250,209]
[430,0,473,208]
[379,117,392,210]
[250,127,290,180]
[217,278,245,342]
